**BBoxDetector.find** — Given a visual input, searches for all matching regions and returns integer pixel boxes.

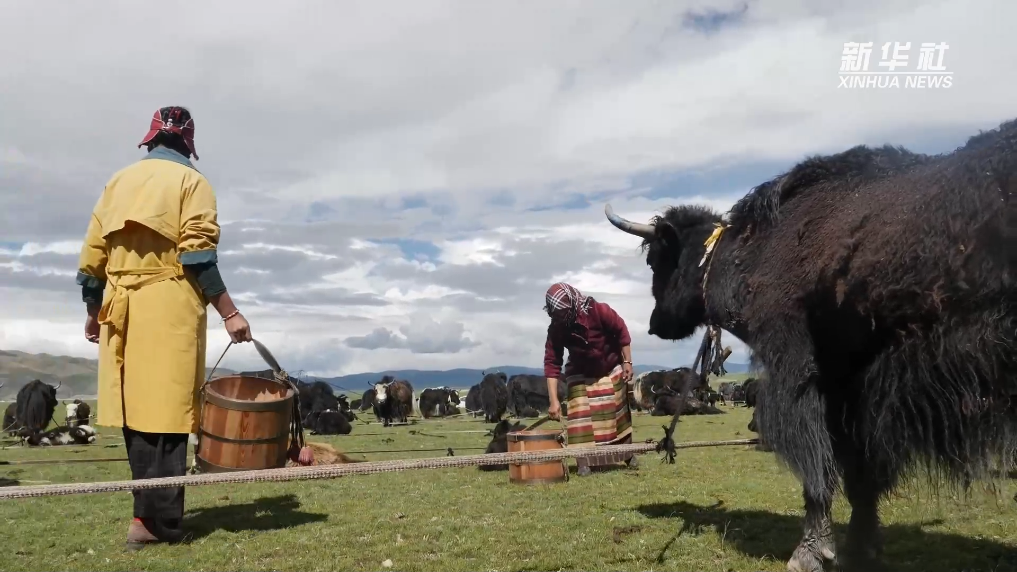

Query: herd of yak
[1,380,96,446]
[1,118,1014,571]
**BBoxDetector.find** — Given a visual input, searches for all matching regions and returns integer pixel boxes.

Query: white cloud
[0,0,1004,376]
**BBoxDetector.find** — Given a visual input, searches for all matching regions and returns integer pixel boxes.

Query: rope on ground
[0,438,757,500]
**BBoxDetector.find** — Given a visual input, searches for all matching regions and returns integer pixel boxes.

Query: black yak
[507,374,566,418]
[306,410,353,435]
[3,402,19,435]
[418,387,459,418]
[478,372,508,423]
[633,368,697,411]
[359,388,377,412]
[373,376,413,427]
[16,379,60,433]
[478,419,526,471]
[604,117,1017,572]
[464,384,482,417]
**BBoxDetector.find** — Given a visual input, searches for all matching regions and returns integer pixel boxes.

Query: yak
[16,379,60,434]
[359,388,377,413]
[633,368,698,411]
[478,372,509,423]
[3,402,18,435]
[478,419,526,471]
[305,410,353,435]
[350,398,363,410]
[650,386,723,416]
[604,117,1017,572]
[373,376,414,427]
[22,424,96,447]
[65,399,92,427]
[296,380,340,421]
[418,387,460,418]
[464,384,483,417]
[507,374,566,418]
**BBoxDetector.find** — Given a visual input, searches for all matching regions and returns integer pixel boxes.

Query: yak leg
[839,454,893,571]
[757,348,837,572]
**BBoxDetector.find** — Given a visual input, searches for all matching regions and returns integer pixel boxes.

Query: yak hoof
[787,537,835,572]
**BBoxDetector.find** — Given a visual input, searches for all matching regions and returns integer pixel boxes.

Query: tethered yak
[604,118,1017,572]
[16,379,60,434]
[373,376,414,427]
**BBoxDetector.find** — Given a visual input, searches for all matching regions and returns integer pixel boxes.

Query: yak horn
[604,204,655,240]
[54,381,61,390]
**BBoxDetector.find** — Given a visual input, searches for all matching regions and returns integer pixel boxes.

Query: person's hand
[548,401,562,421]
[85,314,100,344]
[224,312,252,343]
[622,362,633,382]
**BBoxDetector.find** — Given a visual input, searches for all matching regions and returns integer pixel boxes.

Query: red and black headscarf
[137,106,199,159]
[544,282,591,326]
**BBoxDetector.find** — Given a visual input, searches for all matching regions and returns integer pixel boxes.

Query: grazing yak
[3,402,18,435]
[65,399,92,427]
[16,379,60,434]
[478,419,526,471]
[373,376,414,427]
[418,387,460,418]
[464,384,483,417]
[603,118,1017,572]
[478,372,509,423]
[507,374,566,418]
[359,388,377,413]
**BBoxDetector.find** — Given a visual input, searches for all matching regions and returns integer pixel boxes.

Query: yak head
[447,388,461,405]
[604,203,724,341]
[373,375,396,403]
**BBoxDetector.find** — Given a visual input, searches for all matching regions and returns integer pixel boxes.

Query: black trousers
[123,428,189,523]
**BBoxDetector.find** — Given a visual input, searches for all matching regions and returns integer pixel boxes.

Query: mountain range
[0,348,750,399]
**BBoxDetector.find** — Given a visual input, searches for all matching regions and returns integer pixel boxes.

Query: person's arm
[544,326,564,403]
[77,212,107,318]
[179,176,250,341]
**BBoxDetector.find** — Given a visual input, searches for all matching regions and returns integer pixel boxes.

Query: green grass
[0,402,1014,572]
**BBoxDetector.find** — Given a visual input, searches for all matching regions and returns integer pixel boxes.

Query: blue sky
[0,0,1010,376]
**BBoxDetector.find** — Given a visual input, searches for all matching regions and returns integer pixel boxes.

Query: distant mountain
[0,349,233,400]
[0,348,750,399]
[314,361,751,391]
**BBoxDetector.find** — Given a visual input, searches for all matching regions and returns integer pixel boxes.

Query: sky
[0,0,1010,376]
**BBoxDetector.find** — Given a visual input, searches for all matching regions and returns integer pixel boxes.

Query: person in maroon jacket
[543,282,637,476]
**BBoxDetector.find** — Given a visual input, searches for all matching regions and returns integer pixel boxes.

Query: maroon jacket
[544,300,632,380]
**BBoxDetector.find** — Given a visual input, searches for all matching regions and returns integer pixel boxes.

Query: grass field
[0,386,1014,572]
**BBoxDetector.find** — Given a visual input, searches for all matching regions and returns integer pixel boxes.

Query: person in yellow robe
[76,106,253,550]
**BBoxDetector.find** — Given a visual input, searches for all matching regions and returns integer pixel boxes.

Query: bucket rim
[205,374,295,403]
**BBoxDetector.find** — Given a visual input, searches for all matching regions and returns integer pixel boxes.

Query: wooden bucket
[195,375,295,473]
[507,429,567,484]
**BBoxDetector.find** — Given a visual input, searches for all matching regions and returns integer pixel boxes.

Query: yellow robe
[77,147,220,434]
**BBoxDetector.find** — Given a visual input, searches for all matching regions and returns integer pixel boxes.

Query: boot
[626,455,639,469]
[126,517,184,551]
[125,518,159,551]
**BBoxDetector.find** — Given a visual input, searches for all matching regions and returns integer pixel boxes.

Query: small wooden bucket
[507,429,567,484]
[196,375,295,473]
